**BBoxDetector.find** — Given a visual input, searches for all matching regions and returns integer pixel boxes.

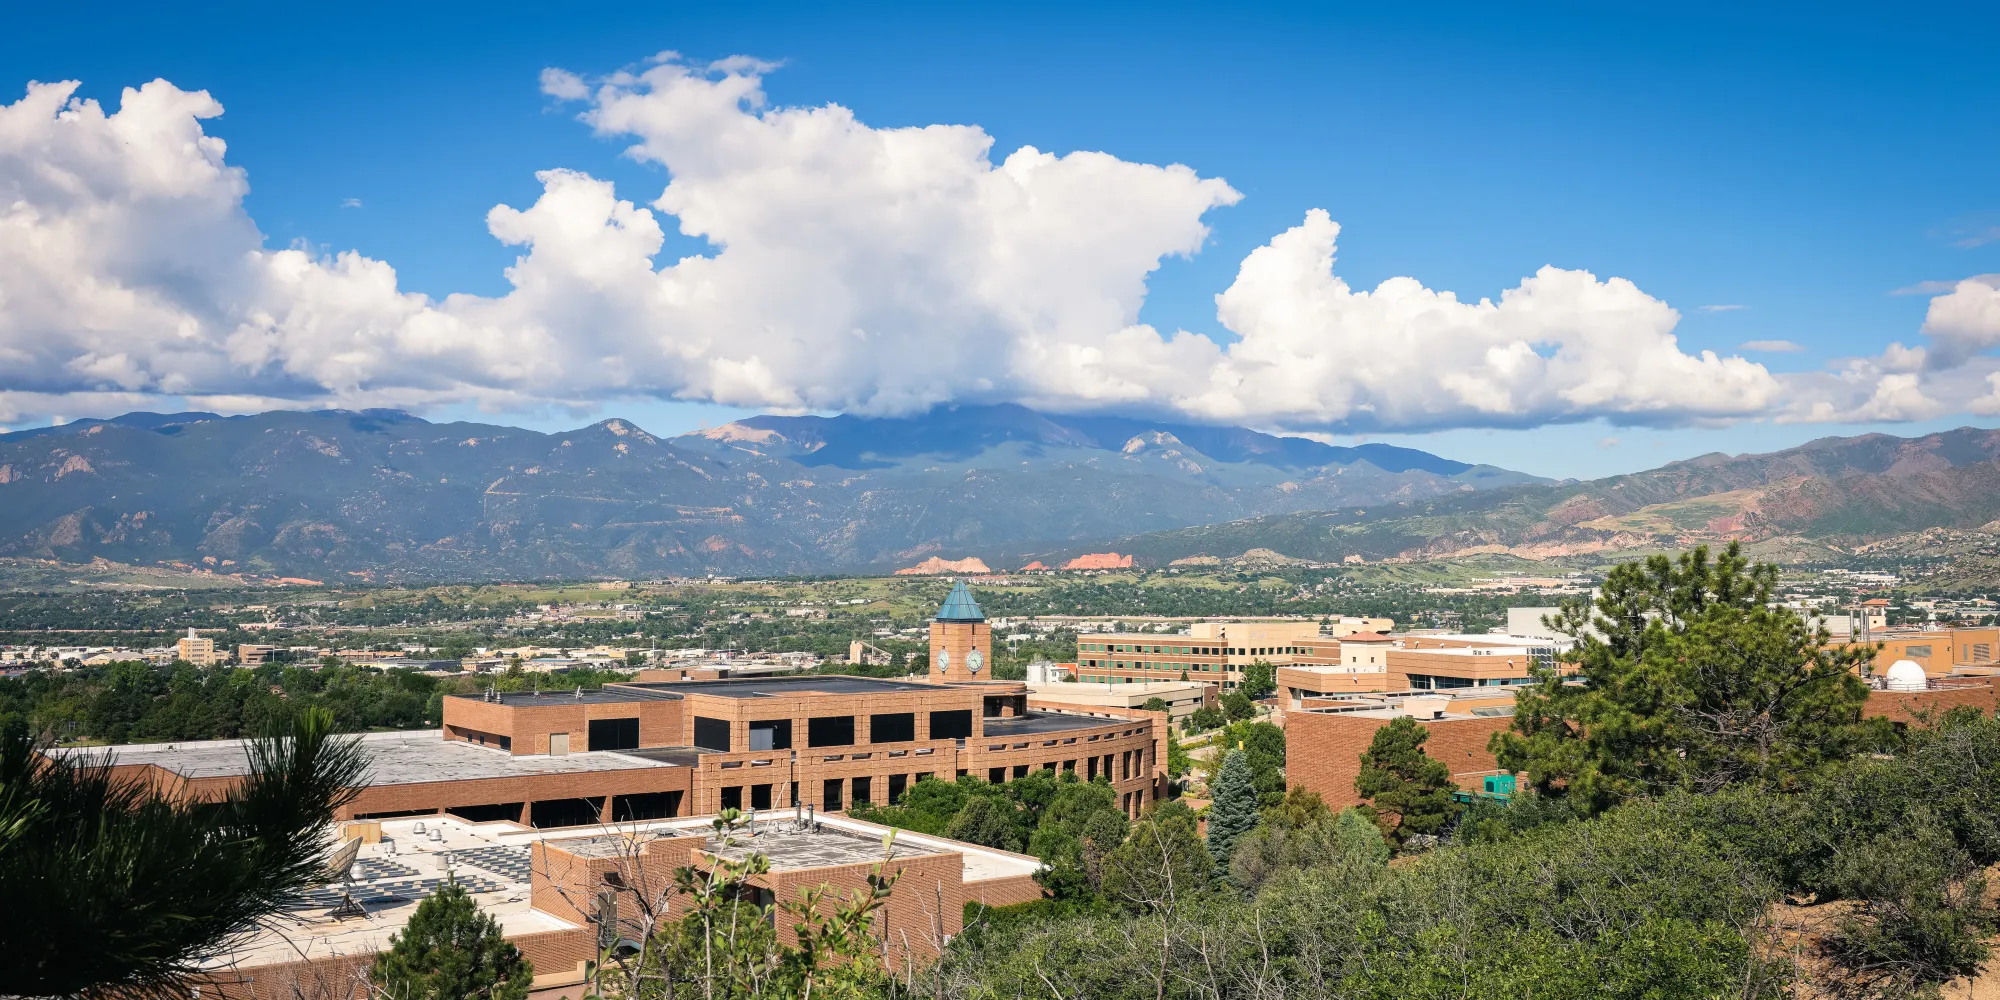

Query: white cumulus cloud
[2,58,1997,435]
[1185,211,1783,430]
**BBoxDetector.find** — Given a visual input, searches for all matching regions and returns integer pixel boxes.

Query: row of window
[693,710,977,752]
[1080,660,1229,672]
[1077,643,1309,657]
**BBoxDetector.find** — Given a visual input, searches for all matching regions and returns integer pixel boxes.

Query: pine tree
[372,880,532,1000]
[1354,716,1460,849]
[1205,748,1259,867]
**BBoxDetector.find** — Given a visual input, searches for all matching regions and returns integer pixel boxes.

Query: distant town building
[176,628,218,667]
[1074,618,1394,690]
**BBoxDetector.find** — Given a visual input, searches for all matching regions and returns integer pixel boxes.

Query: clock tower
[928,580,990,682]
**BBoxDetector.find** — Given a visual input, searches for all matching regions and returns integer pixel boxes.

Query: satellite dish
[323,838,367,920]
[323,838,363,882]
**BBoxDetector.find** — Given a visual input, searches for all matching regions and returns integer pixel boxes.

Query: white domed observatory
[1884,659,1929,692]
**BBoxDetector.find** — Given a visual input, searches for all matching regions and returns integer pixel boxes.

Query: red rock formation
[1062,552,1134,570]
[894,556,994,576]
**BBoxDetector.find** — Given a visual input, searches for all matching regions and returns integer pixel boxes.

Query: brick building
[1277,634,1567,710]
[83,585,1168,827]
[1288,676,2000,811]
[194,810,1043,1000]
[1859,626,2000,677]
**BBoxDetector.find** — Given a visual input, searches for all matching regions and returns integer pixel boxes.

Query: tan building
[1860,627,2000,677]
[176,628,218,666]
[236,644,278,667]
[1074,618,1392,690]
[1024,679,1215,723]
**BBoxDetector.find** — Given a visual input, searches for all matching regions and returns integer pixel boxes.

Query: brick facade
[1286,711,1509,810]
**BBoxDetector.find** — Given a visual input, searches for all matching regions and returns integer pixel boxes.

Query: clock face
[936,649,951,670]
[966,650,984,674]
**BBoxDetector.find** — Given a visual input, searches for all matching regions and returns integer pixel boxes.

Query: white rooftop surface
[1401,645,1540,657]
[610,813,1042,883]
[218,812,1039,972]
[213,815,581,971]
[66,729,680,784]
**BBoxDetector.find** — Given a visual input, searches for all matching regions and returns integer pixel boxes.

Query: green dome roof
[934,581,986,622]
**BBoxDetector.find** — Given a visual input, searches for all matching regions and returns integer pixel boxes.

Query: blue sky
[5,1,1999,479]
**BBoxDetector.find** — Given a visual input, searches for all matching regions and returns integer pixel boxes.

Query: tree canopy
[1492,543,1878,814]
[1353,716,1460,848]
[0,708,366,998]
[371,880,533,1000]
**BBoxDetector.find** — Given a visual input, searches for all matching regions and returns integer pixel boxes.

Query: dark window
[888,773,908,804]
[589,717,640,751]
[870,712,915,743]
[852,776,873,805]
[1013,764,1029,778]
[611,791,682,821]
[751,783,773,810]
[720,786,743,811]
[353,808,438,820]
[808,715,855,747]
[929,710,973,740]
[823,778,845,811]
[1086,757,1098,780]
[693,717,731,751]
[749,719,793,751]
[988,767,1007,783]
[530,798,602,828]
[447,802,524,823]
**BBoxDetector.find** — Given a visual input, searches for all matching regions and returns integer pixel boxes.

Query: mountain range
[0,405,1536,579]
[1079,426,2000,568]
[6,405,1996,580]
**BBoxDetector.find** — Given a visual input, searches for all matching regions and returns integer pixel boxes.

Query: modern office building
[1073,618,1392,690]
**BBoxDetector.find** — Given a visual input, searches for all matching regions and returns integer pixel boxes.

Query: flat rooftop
[695,821,943,871]
[215,809,1040,975]
[473,686,685,706]
[612,675,952,699]
[63,729,684,784]
[983,711,1118,736]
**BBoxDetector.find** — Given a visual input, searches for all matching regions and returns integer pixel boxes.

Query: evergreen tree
[1140,697,1170,713]
[0,709,366,998]
[371,881,533,1000]
[1205,749,1259,867]
[1354,716,1461,849]
[1493,542,1878,814]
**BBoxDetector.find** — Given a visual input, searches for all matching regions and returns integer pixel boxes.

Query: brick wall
[1286,711,1510,810]
[444,696,684,756]
[1864,676,1999,725]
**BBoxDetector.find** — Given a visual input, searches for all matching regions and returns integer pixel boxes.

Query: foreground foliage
[0,708,365,997]
[372,880,533,1000]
